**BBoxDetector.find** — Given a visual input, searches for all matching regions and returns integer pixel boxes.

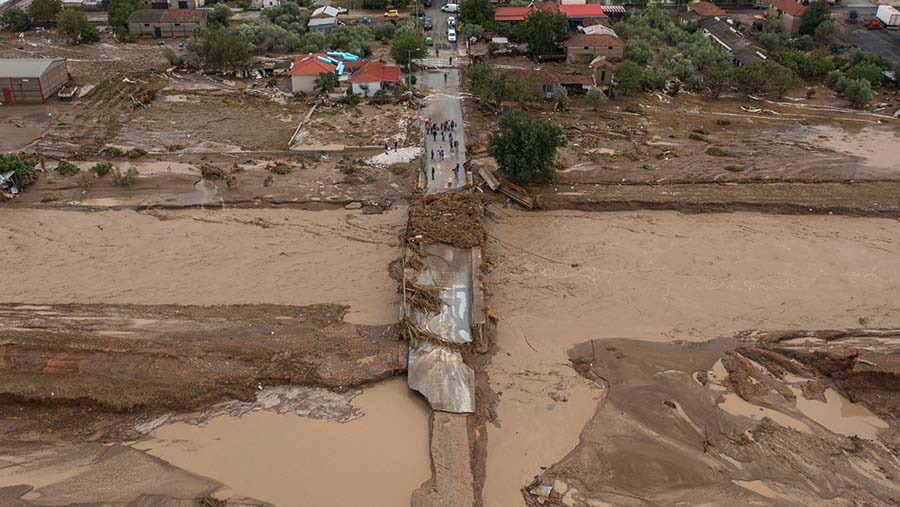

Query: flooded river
[135,379,430,507]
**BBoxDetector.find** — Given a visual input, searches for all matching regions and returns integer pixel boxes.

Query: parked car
[447,16,456,27]
[411,8,426,17]
[384,9,399,17]
[336,7,349,14]
[753,1,768,9]
[424,0,432,6]
[441,3,459,13]
[423,16,433,30]
[447,28,457,42]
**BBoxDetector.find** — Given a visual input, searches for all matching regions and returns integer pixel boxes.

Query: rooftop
[160,9,207,23]
[349,61,401,83]
[308,17,337,26]
[494,6,532,22]
[311,5,340,18]
[559,4,606,18]
[565,33,624,48]
[769,0,805,17]
[0,58,64,78]
[687,1,728,18]
[289,53,336,76]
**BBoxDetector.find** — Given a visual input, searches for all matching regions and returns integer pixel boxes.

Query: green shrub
[111,167,139,186]
[55,160,80,176]
[846,62,884,86]
[267,162,292,175]
[0,7,32,32]
[0,154,37,189]
[844,78,872,109]
[90,161,114,177]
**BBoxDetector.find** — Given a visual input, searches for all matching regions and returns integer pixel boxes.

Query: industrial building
[0,58,69,104]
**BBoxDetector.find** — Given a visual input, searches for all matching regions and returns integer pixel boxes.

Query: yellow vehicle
[384,9,399,17]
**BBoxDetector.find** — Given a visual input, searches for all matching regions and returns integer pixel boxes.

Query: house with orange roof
[348,61,401,96]
[767,0,805,35]
[289,53,338,94]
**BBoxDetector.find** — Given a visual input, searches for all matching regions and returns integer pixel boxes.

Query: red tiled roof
[565,33,623,48]
[160,9,207,23]
[559,4,606,18]
[591,58,615,69]
[769,0,804,17]
[494,6,532,22]
[687,1,728,18]
[289,53,335,76]
[534,2,559,13]
[349,61,401,83]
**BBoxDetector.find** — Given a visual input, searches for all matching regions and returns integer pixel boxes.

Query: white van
[447,28,457,42]
[442,3,459,13]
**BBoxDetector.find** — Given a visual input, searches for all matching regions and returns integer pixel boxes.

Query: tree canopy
[390,30,427,65]
[0,8,32,32]
[58,9,100,44]
[489,110,566,185]
[798,1,831,36]
[27,0,61,26]
[107,0,144,35]
[190,27,251,71]
[514,11,568,53]
[459,0,494,29]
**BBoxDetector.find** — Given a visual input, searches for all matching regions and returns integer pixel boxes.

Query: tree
[847,62,884,86]
[776,50,834,79]
[57,9,99,44]
[372,22,396,41]
[208,4,232,27]
[314,72,339,93]
[489,110,566,185]
[0,7,32,32]
[390,30,426,65]
[553,85,568,111]
[613,60,643,95]
[586,86,608,110]
[190,27,251,71]
[0,154,37,190]
[798,1,831,36]
[27,0,62,26]
[107,0,143,35]
[299,31,326,52]
[624,38,652,65]
[813,20,836,45]
[463,23,485,41]
[515,11,568,53]
[844,78,871,109]
[459,0,494,28]
[330,25,372,56]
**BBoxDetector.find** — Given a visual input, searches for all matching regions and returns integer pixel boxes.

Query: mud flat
[0,379,430,507]
[0,207,405,324]
[137,379,430,507]
[483,208,900,506]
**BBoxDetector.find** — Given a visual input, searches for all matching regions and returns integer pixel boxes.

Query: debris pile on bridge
[408,191,486,249]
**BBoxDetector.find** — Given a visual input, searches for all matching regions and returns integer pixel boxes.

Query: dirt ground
[483,208,900,507]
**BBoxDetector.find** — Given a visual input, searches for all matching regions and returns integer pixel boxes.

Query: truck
[876,5,900,28]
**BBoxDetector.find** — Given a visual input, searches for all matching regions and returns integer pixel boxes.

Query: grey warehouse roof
[0,58,64,78]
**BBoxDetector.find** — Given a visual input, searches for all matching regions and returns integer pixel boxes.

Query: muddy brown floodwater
[0,208,405,325]
[136,379,430,507]
[483,208,900,506]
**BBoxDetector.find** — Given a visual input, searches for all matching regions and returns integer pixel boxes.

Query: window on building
[144,23,150,26]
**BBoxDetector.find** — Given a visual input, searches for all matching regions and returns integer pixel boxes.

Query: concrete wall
[129,21,203,37]
[566,45,623,64]
[0,60,68,104]
[291,74,317,94]
[351,81,383,96]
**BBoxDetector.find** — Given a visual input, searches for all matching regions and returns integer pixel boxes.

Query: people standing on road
[447,177,452,188]
[431,149,434,160]
[455,140,459,151]
[431,167,435,180]
[449,56,453,65]
[454,162,460,176]
[444,73,447,83]
[441,132,445,142]
[440,147,445,160]
[449,132,453,144]
[425,118,431,129]
[384,142,389,152]
[433,130,437,142]
[394,140,398,151]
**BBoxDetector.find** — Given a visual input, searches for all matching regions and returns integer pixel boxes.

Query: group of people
[425,118,461,188]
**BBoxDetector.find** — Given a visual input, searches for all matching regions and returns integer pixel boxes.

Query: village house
[589,56,615,91]
[307,6,340,34]
[493,2,559,25]
[520,69,593,99]
[127,9,207,37]
[767,0,805,35]
[0,58,69,104]
[564,33,624,64]
[348,61,401,96]
[289,53,338,94]
[678,1,728,25]
[145,0,205,9]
